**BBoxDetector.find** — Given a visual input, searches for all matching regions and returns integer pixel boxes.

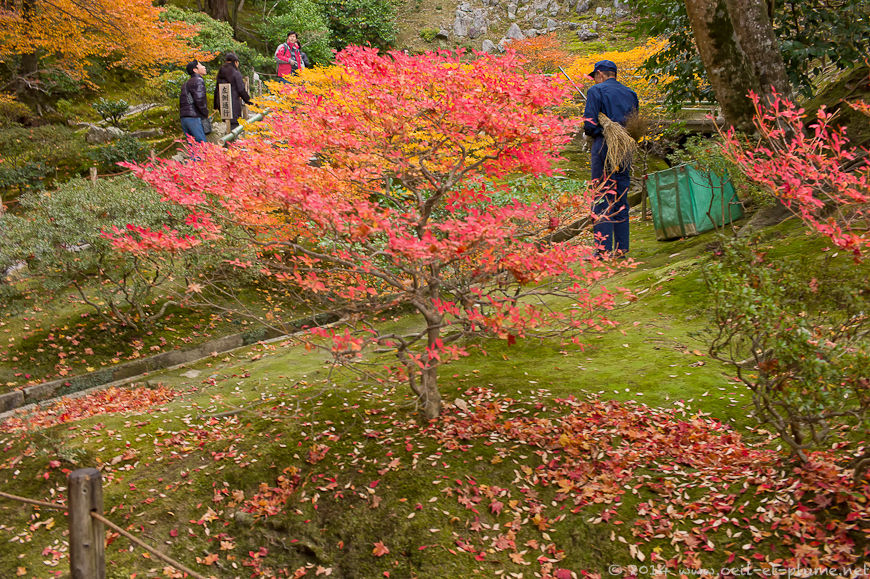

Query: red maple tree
[117,48,629,418]
[721,91,870,260]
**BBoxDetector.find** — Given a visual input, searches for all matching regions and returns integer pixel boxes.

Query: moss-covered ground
[2,212,867,578]
[0,284,290,395]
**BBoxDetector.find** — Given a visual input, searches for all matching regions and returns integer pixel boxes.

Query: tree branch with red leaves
[116,48,631,419]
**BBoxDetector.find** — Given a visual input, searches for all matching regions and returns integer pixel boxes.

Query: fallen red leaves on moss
[0,384,181,432]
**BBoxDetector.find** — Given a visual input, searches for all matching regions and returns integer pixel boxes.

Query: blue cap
[590,60,618,76]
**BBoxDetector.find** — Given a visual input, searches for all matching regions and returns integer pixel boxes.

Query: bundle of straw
[598,112,638,173]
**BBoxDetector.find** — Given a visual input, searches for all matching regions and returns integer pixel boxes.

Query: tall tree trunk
[14,0,40,103]
[230,0,245,35]
[206,0,230,22]
[16,51,39,99]
[683,0,758,130]
[724,0,793,104]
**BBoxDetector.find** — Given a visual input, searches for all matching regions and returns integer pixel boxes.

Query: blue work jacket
[583,78,639,139]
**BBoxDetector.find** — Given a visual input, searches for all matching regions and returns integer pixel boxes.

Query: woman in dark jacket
[213,53,252,130]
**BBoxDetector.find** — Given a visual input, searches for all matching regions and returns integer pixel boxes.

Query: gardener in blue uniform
[584,60,639,256]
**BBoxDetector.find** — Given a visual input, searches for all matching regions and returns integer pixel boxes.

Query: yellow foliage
[565,38,672,110]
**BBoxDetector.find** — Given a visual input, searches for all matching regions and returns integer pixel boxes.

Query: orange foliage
[0,0,208,84]
[508,33,572,74]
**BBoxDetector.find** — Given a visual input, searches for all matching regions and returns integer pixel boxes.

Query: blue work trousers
[590,138,630,255]
[181,116,207,143]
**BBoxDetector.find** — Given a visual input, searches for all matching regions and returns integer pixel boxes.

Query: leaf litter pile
[1,385,182,433]
[0,378,867,578]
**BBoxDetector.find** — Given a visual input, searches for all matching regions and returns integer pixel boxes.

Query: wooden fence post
[68,468,105,579]
[90,166,98,185]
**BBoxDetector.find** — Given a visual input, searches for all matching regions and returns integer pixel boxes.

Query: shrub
[509,33,572,74]
[54,99,77,120]
[92,97,129,129]
[0,125,90,194]
[0,176,190,328]
[564,38,672,113]
[419,28,438,43]
[705,234,869,464]
[160,6,271,73]
[256,0,334,66]
[88,134,148,173]
[0,161,49,199]
[316,0,398,51]
[0,95,32,127]
[721,92,870,259]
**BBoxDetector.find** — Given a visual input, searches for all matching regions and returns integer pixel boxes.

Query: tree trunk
[683,0,758,130]
[230,0,245,35]
[16,51,39,100]
[411,305,444,419]
[13,0,40,102]
[419,365,442,420]
[724,0,793,104]
[206,0,230,22]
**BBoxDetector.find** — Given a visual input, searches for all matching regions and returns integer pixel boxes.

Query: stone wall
[447,0,631,51]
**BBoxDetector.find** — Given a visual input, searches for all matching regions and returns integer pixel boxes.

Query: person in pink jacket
[275,31,311,80]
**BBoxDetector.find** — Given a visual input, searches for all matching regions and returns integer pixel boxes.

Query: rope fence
[0,489,66,510]
[92,512,209,579]
[0,469,210,579]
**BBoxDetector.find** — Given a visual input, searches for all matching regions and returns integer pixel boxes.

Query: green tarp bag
[645,163,743,241]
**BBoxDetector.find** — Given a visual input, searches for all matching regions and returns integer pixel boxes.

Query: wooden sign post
[242,77,250,120]
[218,83,232,133]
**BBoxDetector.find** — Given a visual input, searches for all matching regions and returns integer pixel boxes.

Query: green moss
[804,64,870,149]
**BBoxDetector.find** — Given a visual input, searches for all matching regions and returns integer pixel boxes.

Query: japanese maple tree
[721,91,870,259]
[119,48,628,419]
[711,90,869,468]
[1,0,206,93]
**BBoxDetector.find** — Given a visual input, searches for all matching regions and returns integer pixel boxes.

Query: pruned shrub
[0,176,189,328]
[88,134,148,173]
[1,174,265,328]
[705,234,869,464]
[92,97,129,129]
[0,95,32,127]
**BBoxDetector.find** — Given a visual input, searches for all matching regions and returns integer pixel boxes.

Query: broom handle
[559,66,587,100]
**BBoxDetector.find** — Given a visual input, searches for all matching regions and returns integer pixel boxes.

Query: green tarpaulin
[645,164,743,241]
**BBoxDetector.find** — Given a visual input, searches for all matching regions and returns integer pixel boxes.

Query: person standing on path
[275,31,311,81]
[214,52,252,131]
[179,60,209,143]
[583,59,639,257]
